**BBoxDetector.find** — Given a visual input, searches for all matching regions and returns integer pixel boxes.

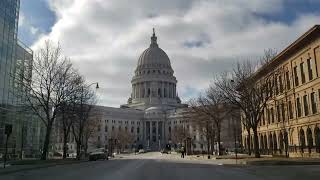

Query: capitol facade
[94,29,190,151]
[52,29,240,154]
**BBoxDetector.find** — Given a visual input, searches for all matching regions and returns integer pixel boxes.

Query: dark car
[89,150,108,161]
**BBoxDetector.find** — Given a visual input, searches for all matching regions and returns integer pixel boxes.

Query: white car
[138,149,145,153]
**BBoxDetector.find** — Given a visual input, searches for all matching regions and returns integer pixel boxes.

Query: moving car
[89,149,108,161]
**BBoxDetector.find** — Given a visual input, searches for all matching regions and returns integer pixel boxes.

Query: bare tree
[116,130,135,152]
[171,126,186,145]
[215,54,279,157]
[20,41,74,160]
[189,87,228,156]
[72,84,97,160]
[57,72,83,159]
[83,113,100,155]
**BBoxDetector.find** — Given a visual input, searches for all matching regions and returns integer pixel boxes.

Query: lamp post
[230,80,238,163]
[78,82,99,158]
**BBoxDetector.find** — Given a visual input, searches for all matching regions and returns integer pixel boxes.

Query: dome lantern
[150,28,158,47]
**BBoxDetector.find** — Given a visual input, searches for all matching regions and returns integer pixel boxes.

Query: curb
[0,160,89,176]
[244,160,320,166]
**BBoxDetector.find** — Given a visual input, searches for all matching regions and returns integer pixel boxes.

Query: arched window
[264,135,268,151]
[279,132,284,151]
[269,134,273,151]
[284,131,289,150]
[273,133,277,152]
[314,127,320,152]
[147,88,150,97]
[260,135,263,150]
[307,128,313,149]
[299,128,306,151]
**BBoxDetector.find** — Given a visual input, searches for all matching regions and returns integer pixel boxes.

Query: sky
[19,0,320,107]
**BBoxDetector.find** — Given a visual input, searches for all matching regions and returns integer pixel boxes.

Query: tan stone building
[242,25,320,157]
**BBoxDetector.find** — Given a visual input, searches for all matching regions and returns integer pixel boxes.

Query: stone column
[144,82,147,98]
[143,121,146,141]
[149,121,152,142]
[138,83,141,98]
[156,121,159,142]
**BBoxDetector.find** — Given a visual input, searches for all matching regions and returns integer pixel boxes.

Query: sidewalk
[0,159,88,175]
[168,153,320,166]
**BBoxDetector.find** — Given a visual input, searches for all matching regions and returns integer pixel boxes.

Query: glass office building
[0,0,43,158]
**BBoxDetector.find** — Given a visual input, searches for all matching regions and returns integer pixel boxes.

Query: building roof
[253,25,320,79]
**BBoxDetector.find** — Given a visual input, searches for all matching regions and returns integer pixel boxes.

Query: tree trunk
[41,124,52,160]
[217,129,221,156]
[76,142,81,160]
[207,137,210,159]
[62,132,68,159]
[253,128,260,158]
[246,128,251,155]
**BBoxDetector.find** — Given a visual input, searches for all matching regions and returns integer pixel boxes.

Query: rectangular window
[279,75,283,93]
[303,95,309,116]
[307,58,313,81]
[271,108,274,123]
[300,62,305,84]
[294,66,299,86]
[281,103,286,121]
[276,105,281,122]
[297,97,302,117]
[275,78,279,95]
[311,92,317,114]
[262,109,265,125]
[267,109,270,124]
[288,101,293,119]
[286,71,291,90]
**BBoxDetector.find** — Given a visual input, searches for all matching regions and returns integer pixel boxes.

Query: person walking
[181,147,185,158]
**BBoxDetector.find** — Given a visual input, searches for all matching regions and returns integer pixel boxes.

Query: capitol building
[88,29,192,151]
[53,29,239,154]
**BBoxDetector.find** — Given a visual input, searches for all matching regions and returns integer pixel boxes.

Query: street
[2,152,320,180]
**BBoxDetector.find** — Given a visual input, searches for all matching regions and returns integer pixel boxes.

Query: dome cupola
[136,28,172,71]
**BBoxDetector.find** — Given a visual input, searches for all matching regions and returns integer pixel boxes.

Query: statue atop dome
[150,28,158,47]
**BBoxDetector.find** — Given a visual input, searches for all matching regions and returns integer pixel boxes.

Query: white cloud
[19,12,42,36]
[31,0,320,107]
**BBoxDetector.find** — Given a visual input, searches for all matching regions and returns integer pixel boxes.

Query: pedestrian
[181,147,185,158]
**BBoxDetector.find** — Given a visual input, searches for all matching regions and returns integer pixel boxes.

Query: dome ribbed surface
[137,46,171,68]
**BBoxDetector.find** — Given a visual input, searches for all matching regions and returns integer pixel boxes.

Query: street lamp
[86,82,99,89]
[230,80,238,163]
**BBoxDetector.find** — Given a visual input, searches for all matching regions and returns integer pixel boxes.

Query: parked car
[89,149,108,161]
[138,149,145,154]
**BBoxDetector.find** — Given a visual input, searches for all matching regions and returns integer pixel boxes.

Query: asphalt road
[2,152,320,180]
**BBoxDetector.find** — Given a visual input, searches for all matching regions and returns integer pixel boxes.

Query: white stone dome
[136,29,172,70]
[137,47,171,68]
